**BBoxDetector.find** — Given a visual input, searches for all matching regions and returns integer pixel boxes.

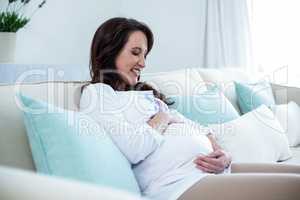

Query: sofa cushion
[18,94,141,194]
[170,88,239,125]
[197,68,251,113]
[141,68,207,97]
[273,102,300,147]
[0,81,86,171]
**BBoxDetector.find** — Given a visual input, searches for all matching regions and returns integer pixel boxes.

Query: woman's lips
[131,68,140,76]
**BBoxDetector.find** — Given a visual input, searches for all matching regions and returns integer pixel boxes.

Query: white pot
[0,32,16,63]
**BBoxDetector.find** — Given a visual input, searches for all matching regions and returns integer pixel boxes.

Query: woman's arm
[194,133,232,174]
[80,83,164,165]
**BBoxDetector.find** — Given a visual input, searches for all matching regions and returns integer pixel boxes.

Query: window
[248,0,300,85]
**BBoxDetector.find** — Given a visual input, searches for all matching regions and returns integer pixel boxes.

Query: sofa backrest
[141,68,207,96]
[0,81,86,171]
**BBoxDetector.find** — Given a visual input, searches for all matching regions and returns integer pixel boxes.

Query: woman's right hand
[147,111,184,134]
[147,112,171,134]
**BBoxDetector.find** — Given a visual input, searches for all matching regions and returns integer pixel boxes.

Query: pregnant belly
[133,123,214,191]
[161,123,214,165]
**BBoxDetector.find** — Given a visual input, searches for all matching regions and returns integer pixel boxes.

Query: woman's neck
[116,83,127,91]
[115,81,135,91]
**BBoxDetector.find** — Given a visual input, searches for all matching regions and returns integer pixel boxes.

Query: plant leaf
[0,11,29,32]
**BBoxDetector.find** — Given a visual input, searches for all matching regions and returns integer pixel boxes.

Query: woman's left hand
[194,149,232,174]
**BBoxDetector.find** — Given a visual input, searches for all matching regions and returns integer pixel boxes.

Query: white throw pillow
[209,105,291,163]
[197,68,251,114]
[273,101,300,147]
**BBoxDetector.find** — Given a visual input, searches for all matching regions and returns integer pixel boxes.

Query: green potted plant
[0,0,46,63]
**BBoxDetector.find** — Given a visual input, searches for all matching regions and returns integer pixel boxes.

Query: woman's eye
[132,50,147,59]
[132,51,140,56]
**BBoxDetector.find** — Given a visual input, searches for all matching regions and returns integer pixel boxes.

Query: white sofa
[0,67,300,199]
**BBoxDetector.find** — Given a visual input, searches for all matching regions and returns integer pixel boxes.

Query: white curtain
[200,0,252,69]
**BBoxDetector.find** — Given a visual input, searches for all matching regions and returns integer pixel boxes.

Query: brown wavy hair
[84,17,173,105]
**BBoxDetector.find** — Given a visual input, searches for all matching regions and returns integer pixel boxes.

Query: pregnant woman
[80,17,300,200]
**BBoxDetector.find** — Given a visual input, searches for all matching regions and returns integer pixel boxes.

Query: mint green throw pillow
[235,81,275,114]
[17,94,141,195]
[170,89,239,125]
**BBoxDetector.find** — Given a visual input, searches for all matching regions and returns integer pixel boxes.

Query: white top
[80,83,224,200]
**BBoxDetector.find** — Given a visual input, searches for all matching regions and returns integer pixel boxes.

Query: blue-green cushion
[170,89,239,125]
[235,81,275,114]
[17,94,141,195]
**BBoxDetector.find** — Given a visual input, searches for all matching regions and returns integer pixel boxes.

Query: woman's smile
[131,67,141,77]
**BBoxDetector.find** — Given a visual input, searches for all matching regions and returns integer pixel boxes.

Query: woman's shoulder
[83,82,115,94]
[80,83,117,109]
[80,83,117,104]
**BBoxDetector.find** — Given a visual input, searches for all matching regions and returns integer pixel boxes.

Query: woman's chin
[128,77,138,86]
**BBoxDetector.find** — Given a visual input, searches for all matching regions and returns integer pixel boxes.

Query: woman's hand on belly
[194,133,231,174]
[194,149,231,174]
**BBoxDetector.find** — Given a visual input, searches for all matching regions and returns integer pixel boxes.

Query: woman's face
[115,31,148,86]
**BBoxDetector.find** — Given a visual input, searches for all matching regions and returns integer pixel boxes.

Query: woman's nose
[138,56,145,68]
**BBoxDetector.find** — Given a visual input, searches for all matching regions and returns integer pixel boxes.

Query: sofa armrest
[271,83,300,105]
[0,166,143,200]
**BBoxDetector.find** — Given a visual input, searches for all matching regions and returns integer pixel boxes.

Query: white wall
[119,0,207,72]
[15,0,121,65]
[14,0,207,72]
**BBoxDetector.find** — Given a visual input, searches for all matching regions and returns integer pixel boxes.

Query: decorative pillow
[209,105,291,163]
[273,101,300,147]
[170,88,239,126]
[17,94,141,195]
[235,81,275,114]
